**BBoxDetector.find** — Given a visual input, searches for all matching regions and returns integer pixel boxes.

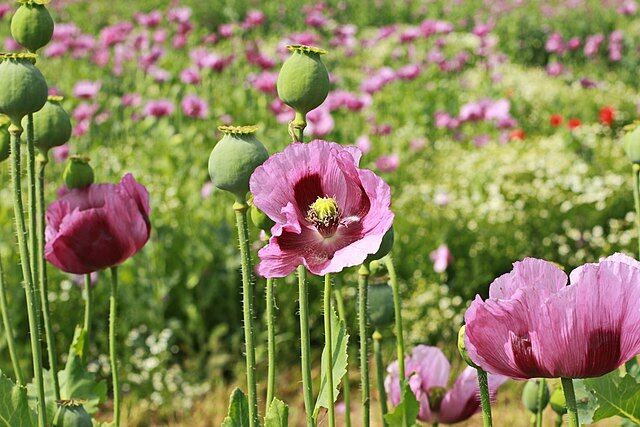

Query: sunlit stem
[535,379,546,427]
[298,265,315,427]
[477,368,493,427]
[83,273,93,362]
[555,413,564,427]
[109,266,121,427]
[265,277,276,409]
[334,285,351,427]
[0,254,24,385]
[324,273,335,427]
[560,378,579,427]
[358,264,370,427]
[633,163,640,258]
[373,330,388,427]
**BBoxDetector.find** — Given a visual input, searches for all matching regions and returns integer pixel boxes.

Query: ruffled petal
[489,258,567,299]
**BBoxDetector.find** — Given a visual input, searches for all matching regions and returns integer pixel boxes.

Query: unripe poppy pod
[53,400,93,427]
[63,156,94,189]
[367,282,394,328]
[623,124,640,163]
[11,1,54,53]
[277,45,330,116]
[521,379,549,413]
[0,53,48,125]
[208,125,269,201]
[249,195,275,232]
[549,387,567,415]
[366,226,394,263]
[24,96,72,155]
[457,325,480,370]
[0,115,10,162]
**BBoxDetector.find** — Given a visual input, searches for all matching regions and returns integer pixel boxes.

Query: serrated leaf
[574,379,597,424]
[384,379,420,427]
[221,388,249,427]
[314,308,349,417]
[264,398,288,427]
[584,371,640,424]
[0,370,37,427]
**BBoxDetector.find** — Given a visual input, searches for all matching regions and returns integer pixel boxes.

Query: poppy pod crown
[0,52,48,126]
[11,0,54,53]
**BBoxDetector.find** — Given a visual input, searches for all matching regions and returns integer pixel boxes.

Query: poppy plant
[249,139,394,277]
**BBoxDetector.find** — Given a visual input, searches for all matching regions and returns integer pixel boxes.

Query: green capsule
[277,45,330,116]
[53,400,93,427]
[457,325,480,369]
[549,387,567,415]
[367,282,394,328]
[63,156,94,189]
[623,124,640,164]
[249,195,275,232]
[23,96,71,155]
[11,2,54,53]
[0,53,48,126]
[208,125,269,201]
[0,115,10,162]
[522,379,550,413]
[366,226,395,263]
[427,386,447,413]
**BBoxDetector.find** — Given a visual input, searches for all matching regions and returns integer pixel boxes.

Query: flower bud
[276,45,330,116]
[23,96,71,155]
[367,282,394,328]
[249,195,274,232]
[550,387,567,415]
[208,125,269,201]
[63,156,94,189]
[623,124,640,164]
[522,379,549,413]
[53,400,93,427]
[366,226,395,263]
[11,2,54,53]
[0,115,10,162]
[0,53,48,125]
[457,325,480,369]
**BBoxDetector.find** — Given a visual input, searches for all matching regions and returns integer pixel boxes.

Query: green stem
[535,379,545,427]
[265,277,275,409]
[384,256,405,380]
[110,267,121,427]
[358,264,370,427]
[373,330,388,427]
[334,285,351,427]
[233,202,259,427]
[633,164,640,259]
[324,273,335,427]
[555,413,564,427]
[0,254,24,385]
[297,265,315,427]
[477,368,493,427]
[9,126,46,427]
[36,154,60,400]
[83,273,92,362]
[561,378,579,427]
[289,111,306,143]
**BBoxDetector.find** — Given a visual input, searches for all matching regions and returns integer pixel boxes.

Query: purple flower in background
[249,71,278,94]
[73,81,101,100]
[135,10,162,28]
[465,254,640,380]
[243,10,265,29]
[121,93,141,108]
[546,61,564,76]
[180,67,201,85]
[148,67,171,83]
[618,0,638,14]
[396,64,421,80]
[608,30,624,62]
[356,135,372,154]
[473,134,491,147]
[143,99,174,118]
[434,191,450,207]
[0,3,11,19]
[545,32,565,54]
[375,154,399,173]
[201,182,214,199]
[73,103,99,122]
[567,37,581,51]
[306,107,335,137]
[385,346,507,424]
[52,144,69,163]
[430,244,453,273]
[584,34,605,57]
[181,94,209,119]
[168,6,191,24]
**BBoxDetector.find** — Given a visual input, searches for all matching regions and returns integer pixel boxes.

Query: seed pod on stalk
[23,95,72,157]
[53,400,93,427]
[11,0,54,53]
[0,53,48,126]
[63,156,94,189]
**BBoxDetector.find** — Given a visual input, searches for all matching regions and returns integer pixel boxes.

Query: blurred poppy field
[1,0,640,425]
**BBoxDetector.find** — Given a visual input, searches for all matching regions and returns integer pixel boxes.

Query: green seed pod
[0,53,48,125]
[208,125,269,201]
[0,115,10,162]
[550,387,567,415]
[53,400,93,427]
[63,156,94,189]
[249,195,275,232]
[427,386,447,413]
[457,325,480,369]
[522,379,550,413]
[623,124,640,164]
[276,45,330,116]
[23,96,72,155]
[11,1,54,53]
[366,226,395,263]
[367,282,394,328]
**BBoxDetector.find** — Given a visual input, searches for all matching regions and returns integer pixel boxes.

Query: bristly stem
[0,254,24,385]
[373,330,389,427]
[323,273,336,427]
[358,264,371,427]
[561,378,579,427]
[384,256,405,380]
[297,265,315,427]
[83,273,93,362]
[535,379,546,427]
[265,277,276,409]
[334,285,351,427]
[9,126,46,427]
[110,266,121,427]
[35,153,60,400]
[233,201,259,427]
[477,368,493,427]
[633,164,640,258]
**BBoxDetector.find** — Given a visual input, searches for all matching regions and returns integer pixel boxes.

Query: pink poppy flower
[0,4,11,20]
[464,254,640,380]
[143,100,174,118]
[385,345,507,424]
[45,174,151,275]
[375,154,399,173]
[249,140,394,277]
[73,81,101,100]
[243,10,265,28]
[52,144,70,163]
[430,244,453,273]
[181,94,209,119]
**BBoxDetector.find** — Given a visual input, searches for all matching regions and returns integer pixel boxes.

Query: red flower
[568,118,581,130]
[599,106,615,126]
[45,174,151,274]
[550,114,563,127]
[509,129,525,141]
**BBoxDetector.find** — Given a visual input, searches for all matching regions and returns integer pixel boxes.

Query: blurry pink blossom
[306,107,334,137]
[546,61,564,76]
[430,244,453,272]
[434,191,450,206]
[135,11,162,28]
[545,32,565,54]
[356,135,372,154]
[73,103,99,121]
[180,67,201,85]
[375,154,399,173]
[219,24,235,38]
[243,10,265,29]
[0,3,10,19]
[73,121,90,137]
[143,99,174,117]
[168,7,191,24]
[249,71,278,94]
[181,94,209,119]
[52,144,69,163]
[201,182,214,199]
[618,0,638,14]
[584,34,605,57]
[122,93,141,108]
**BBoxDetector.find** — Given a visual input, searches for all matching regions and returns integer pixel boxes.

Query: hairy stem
[334,285,351,427]
[561,378,579,427]
[477,368,493,427]
[324,273,335,427]
[384,256,405,380]
[83,273,93,362]
[0,254,24,384]
[358,264,370,427]
[535,379,545,427]
[265,277,276,408]
[110,267,121,426]
[373,330,388,427]
[297,265,315,427]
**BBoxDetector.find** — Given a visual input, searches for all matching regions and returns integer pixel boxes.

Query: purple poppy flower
[465,254,640,380]
[386,345,507,424]
[73,81,101,100]
[430,244,453,273]
[375,154,399,173]
[181,94,209,119]
[584,34,605,57]
[143,100,174,118]
[249,140,394,277]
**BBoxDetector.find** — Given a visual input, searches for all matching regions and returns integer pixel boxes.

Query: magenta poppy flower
[464,254,640,380]
[385,345,507,424]
[430,244,453,273]
[45,174,151,275]
[249,140,394,277]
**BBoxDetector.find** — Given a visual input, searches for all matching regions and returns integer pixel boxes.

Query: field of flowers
[2,0,640,426]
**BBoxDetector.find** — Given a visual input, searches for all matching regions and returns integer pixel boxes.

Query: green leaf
[264,398,288,427]
[384,379,420,427]
[573,379,597,424]
[221,388,249,427]
[0,370,36,427]
[313,308,349,417]
[584,371,640,424]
